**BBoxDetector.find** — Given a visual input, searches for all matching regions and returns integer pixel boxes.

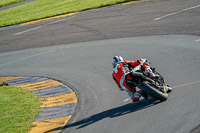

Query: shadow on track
[46,98,161,132]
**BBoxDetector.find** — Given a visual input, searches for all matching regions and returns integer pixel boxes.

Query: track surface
[1,0,200,53]
[0,0,200,133]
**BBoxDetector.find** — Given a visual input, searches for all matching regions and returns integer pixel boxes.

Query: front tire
[140,81,168,101]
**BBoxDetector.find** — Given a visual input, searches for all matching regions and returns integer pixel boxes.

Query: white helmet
[112,56,124,68]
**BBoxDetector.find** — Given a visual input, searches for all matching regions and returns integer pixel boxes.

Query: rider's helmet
[112,56,124,68]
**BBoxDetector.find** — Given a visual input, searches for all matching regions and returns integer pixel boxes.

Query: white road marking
[154,4,200,20]
[14,25,44,35]
[48,19,66,24]
[172,80,200,88]
[195,39,200,42]
[123,98,131,102]
[0,50,56,67]
[14,13,76,35]
[14,17,70,35]
[86,86,98,100]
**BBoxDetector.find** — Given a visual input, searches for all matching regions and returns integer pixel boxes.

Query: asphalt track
[0,0,200,133]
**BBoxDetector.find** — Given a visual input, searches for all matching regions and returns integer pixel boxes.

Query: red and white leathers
[112,58,150,102]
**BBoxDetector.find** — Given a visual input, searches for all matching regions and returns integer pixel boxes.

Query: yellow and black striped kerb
[0,76,77,133]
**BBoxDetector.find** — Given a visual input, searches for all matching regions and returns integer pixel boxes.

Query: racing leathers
[112,59,151,102]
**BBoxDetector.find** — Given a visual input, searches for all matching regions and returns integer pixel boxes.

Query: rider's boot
[132,91,141,102]
[132,96,140,102]
[132,90,149,102]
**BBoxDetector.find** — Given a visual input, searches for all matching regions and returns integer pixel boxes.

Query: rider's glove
[144,68,158,79]
[144,68,152,76]
[150,73,159,80]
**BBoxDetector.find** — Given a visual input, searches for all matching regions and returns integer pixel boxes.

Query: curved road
[0,0,200,133]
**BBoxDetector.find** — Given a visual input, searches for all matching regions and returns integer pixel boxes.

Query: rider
[112,56,170,102]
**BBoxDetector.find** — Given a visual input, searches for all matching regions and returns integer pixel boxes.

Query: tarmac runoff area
[0,76,77,133]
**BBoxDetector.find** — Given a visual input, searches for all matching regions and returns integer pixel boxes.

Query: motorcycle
[127,62,171,101]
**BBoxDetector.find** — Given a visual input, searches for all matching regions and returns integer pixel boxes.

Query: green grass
[0,0,25,7]
[0,0,134,27]
[0,85,41,133]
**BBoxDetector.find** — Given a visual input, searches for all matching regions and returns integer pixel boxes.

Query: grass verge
[0,85,41,133]
[0,0,25,7]
[0,0,136,27]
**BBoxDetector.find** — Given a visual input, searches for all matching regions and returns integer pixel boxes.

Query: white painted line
[173,80,200,88]
[123,98,131,102]
[86,86,97,100]
[0,50,56,67]
[14,25,44,35]
[48,19,66,24]
[195,39,200,42]
[154,4,200,20]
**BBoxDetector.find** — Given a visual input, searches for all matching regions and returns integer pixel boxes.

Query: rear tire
[140,81,168,101]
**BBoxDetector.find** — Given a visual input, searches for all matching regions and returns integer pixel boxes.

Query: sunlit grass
[0,0,135,27]
[0,85,41,133]
[0,0,25,7]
